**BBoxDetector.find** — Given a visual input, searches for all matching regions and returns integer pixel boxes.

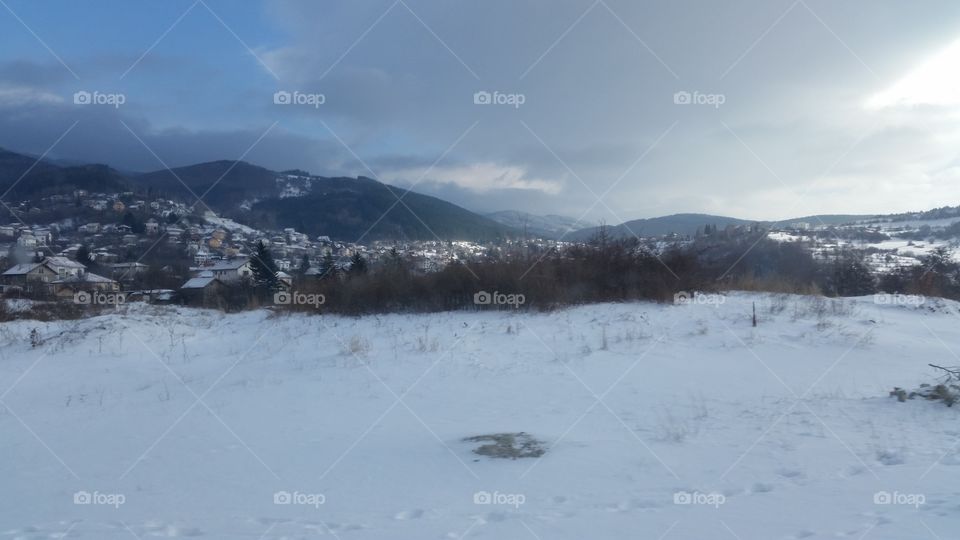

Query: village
[0,189,558,306]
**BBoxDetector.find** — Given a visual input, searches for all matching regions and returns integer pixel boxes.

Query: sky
[2,0,960,224]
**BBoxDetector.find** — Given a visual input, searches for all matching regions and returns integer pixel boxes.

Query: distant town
[0,188,569,305]
[2,187,958,308]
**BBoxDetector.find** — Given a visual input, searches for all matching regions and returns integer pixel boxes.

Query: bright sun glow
[867,37,960,109]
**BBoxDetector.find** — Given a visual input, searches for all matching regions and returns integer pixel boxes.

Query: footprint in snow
[776,467,805,480]
[393,509,424,520]
[876,448,905,465]
[750,482,775,494]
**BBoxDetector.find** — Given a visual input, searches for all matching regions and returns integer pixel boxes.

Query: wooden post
[752,302,757,327]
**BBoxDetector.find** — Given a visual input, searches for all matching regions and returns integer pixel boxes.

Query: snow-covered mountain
[485,210,595,239]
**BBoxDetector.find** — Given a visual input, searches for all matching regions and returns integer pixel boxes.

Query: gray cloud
[3,0,960,221]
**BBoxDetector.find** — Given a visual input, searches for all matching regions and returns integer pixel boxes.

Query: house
[0,225,15,238]
[32,228,51,244]
[1,261,57,293]
[45,256,86,279]
[1,256,85,291]
[190,257,252,282]
[108,262,149,282]
[276,271,293,289]
[49,272,120,299]
[82,223,101,234]
[17,234,37,248]
[180,273,226,307]
[93,250,119,264]
[126,289,175,304]
[145,219,160,235]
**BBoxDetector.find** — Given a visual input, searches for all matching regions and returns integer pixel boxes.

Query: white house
[16,234,37,248]
[190,258,253,282]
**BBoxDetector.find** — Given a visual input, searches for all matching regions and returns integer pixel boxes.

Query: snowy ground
[2,293,960,539]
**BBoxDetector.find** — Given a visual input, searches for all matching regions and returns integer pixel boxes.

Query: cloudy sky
[2,0,960,223]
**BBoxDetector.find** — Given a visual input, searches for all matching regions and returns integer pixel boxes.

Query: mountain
[131,160,513,241]
[568,213,757,241]
[246,177,513,242]
[485,210,594,240]
[131,160,280,208]
[0,148,129,199]
[786,214,876,226]
[0,149,514,242]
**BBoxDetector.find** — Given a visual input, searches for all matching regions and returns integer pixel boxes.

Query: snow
[2,293,960,539]
[202,211,258,235]
[276,176,313,199]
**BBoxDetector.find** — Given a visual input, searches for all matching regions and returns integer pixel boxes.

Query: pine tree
[76,244,93,266]
[250,241,279,290]
[348,252,368,277]
[320,251,338,281]
[298,254,311,276]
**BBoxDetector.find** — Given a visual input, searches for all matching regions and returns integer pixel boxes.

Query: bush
[891,365,960,407]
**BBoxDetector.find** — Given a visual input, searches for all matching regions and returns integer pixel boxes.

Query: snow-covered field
[2,293,960,539]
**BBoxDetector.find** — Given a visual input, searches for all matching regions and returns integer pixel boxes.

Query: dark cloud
[3,0,960,219]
